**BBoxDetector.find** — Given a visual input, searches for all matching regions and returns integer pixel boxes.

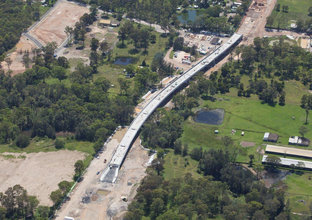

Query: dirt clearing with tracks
[29,1,88,46]
[0,150,85,206]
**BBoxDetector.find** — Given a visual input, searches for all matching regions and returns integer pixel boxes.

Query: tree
[58,180,72,194]
[151,158,164,175]
[22,52,31,68]
[150,198,165,219]
[249,154,255,167]
[99,41,109,55]
[265,155,281,170]
[182,144,188,157]
[64,26,74,46]
[15,134,30,148]
[279,93,285,106]
[74,160,84,177]
[282,5,289,13]
[42,42,57,66]
[299,126,309,137]
[50,189,63,205]
[0,185,39,219]
[173,37,184,51]
[4,57,12,71]
[174,139,182,154]
[141,29,150,52]
[55,138,65,149]
[118,77,130,95]
[300,94,312,124]
[90,38,99,51]
[309,7,312,16]
[52,66,67,81]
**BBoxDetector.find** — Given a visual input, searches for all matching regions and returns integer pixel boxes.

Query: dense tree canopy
[0,0,41,58]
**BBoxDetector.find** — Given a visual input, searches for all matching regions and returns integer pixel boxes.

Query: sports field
[266,0,312,29]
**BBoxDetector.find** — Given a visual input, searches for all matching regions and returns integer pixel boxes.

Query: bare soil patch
[1,36,37,75]
[55,129,150,220]
[241,141,256,147]
[29,1,88,46]
[0,150,85,206]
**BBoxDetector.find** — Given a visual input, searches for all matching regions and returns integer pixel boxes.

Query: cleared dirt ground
[55,129,150,220]
[1,1,88,75]
[0,150,85,206]
[29,1,88,46]
[0,36,37,75]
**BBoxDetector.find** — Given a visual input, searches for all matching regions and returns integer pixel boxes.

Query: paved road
[101,33,243,183]
[23,33,44,49]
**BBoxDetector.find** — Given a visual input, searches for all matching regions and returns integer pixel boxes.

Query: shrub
[55,139,65,149]
[15,134,30,148]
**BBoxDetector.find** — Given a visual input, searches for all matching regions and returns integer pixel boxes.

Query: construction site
[0,0,88,75]
[55,129,151,220]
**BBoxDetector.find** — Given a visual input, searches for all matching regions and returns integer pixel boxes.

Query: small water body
[114,57,134,65]
[178,10,200,24]
[194,109,225,125]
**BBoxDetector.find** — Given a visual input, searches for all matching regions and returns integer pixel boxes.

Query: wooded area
[0,0,42,59]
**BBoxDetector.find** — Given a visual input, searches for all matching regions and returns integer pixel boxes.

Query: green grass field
[0,137,94,154]
[266,0,312,29]
[111,28,168,66]
[180,80,311,163]
[163,150,201,180]
[284,173,312,214]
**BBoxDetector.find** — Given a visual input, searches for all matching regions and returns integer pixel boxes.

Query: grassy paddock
[0,137,94,155]
[266,0,312,29]
[181,81,311,163]
[111,25,168,66]
[284,173,312,213]
[163,150,201,180]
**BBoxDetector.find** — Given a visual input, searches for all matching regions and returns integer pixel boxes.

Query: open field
[163,150,201,180]
[0,137,94,155]
[0,150,85,206]
[266,0,312,29]
[284,173,312,214]
[28,1,88,46]
[111,27,168,66]
[181,81,311,163]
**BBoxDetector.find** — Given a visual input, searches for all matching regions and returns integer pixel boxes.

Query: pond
[114,57,134,66]
[178,10,202,24]
[194,109,225,125]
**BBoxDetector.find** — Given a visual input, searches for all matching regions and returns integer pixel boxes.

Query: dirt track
[0,150,85,206]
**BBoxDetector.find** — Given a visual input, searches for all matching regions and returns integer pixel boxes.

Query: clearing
[266,0,312,29]
[163,150,201,180]
[283,173,312,214]
[55,129,150,220]
[1,0,88,75]
[181,80,311,163]
[28,0,88,47]
[0,150,85,206]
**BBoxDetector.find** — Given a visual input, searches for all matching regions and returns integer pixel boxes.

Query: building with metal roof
[262,155,312,170]
[265,145,312,159]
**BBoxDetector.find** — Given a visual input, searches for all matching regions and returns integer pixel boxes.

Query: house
[99,19,111,27]
[263,132,279,142]
[110,21,120,27]
[289,136,310,146]
[210,37,222,45]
